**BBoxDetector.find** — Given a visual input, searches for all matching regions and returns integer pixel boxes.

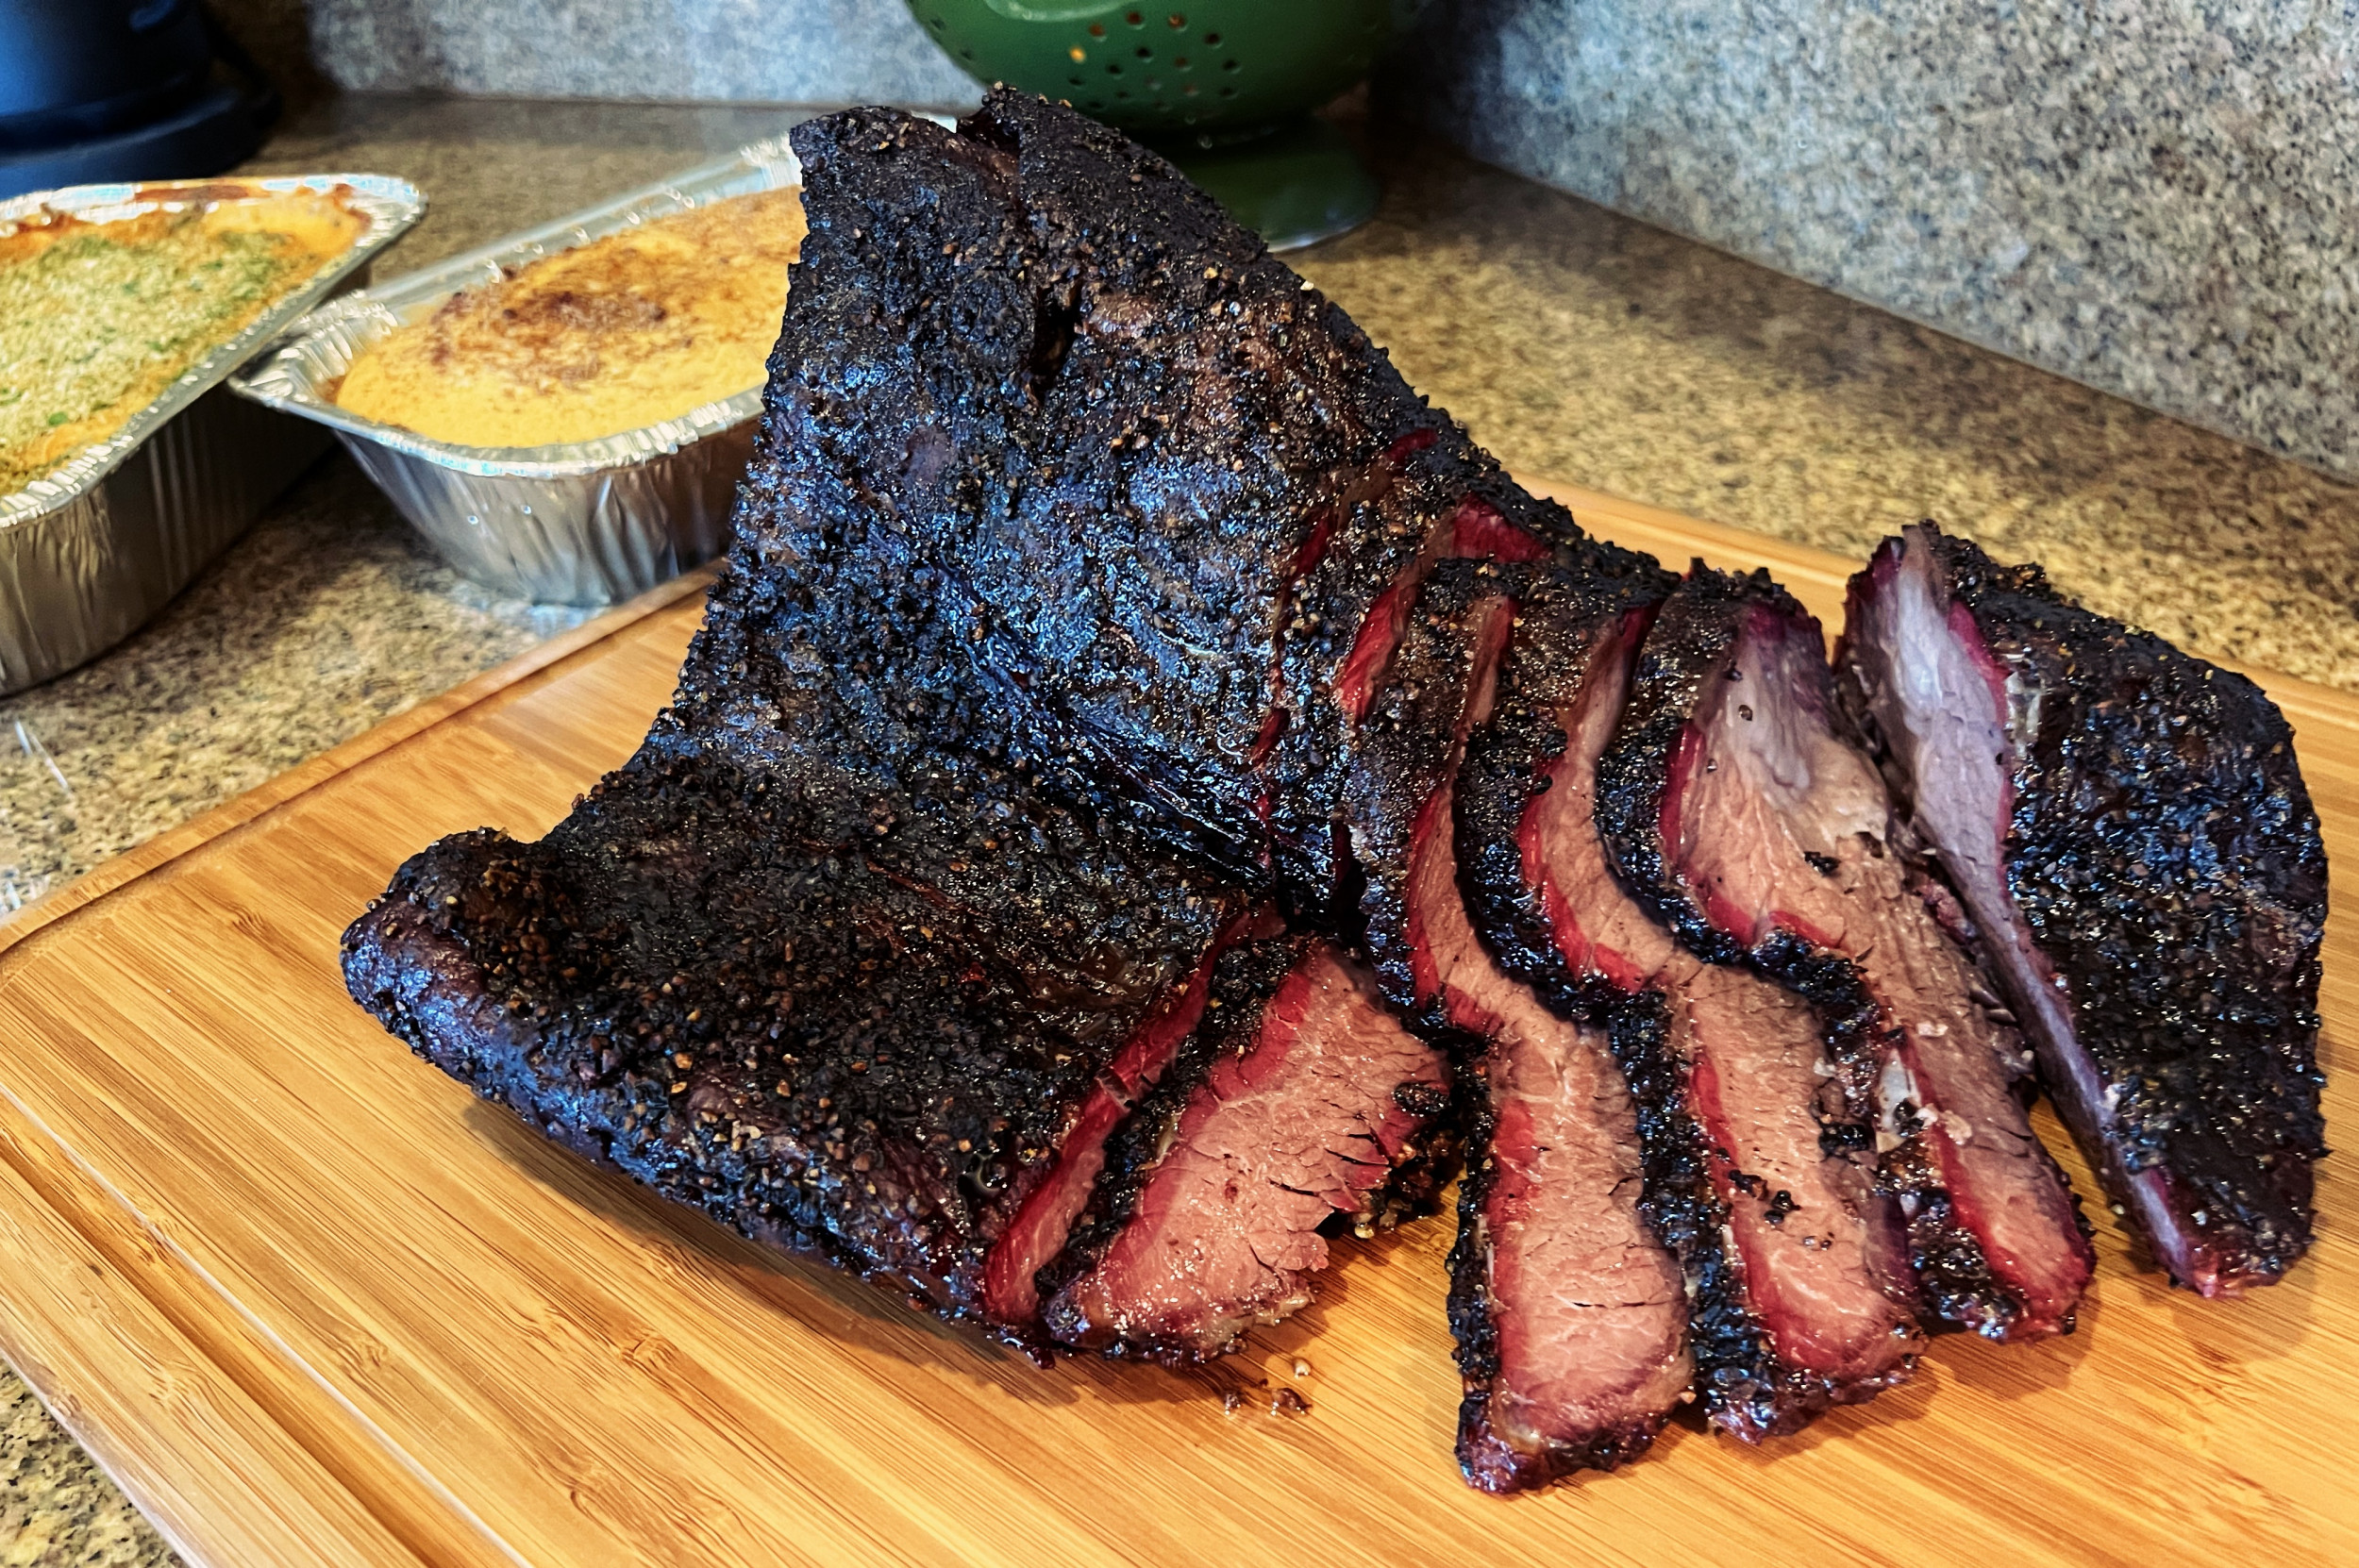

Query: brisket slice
[1598,568,2094,1341]
[1456,573,1675,1012]
[1615,971,1919,1439]
[979,905,1279,1326]
[1837,525,2326,1293]
[1457,573,1919,1440]
[737,91,1649,925]
[1043,938,1450,1361]
[1346,559,1688,1487]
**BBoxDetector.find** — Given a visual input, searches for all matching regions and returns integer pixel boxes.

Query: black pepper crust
[1594,567,2031,1335]
[731,91,1648,926]
[1842,525,2327,1287]
[343,713,1241,1334]
[1441,1067,1514,1480]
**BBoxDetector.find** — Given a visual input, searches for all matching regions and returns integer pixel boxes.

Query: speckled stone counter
[4,92,2356,1565]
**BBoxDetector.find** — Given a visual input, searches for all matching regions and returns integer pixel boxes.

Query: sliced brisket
[1598,569,2094,1340]
[1348,559,1689,1488]
[1456,575,1920,1440]
[1044,939,1449,1360]
[349,87,2216,1492]
[980,905,1278,1327]
[1456,572,1675,1011]
[1837,524,2326,1294]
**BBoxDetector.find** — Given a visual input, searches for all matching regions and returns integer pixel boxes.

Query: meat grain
[1457,573,1921,1438]
[1598,569,2094,1340]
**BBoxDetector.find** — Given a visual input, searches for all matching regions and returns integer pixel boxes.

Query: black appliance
[0,1,277,200]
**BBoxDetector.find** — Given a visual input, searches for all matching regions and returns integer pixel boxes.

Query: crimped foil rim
[0,172,427,531]
[227,134,805,480]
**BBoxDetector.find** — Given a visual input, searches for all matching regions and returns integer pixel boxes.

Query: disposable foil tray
[230,136,805,607]
[0,174,424,696]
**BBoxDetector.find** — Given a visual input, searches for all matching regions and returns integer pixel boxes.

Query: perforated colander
[913,1,1392,142]
[909,0,1408,247]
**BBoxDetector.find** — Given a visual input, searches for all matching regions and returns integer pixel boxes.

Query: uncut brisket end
[1838,525,2326,1293]
[1456,573,1918,1441]
[1043,938,1450,1361]
[343,140,1266,1339]
[747,90,1647,919]
[1598,568,2093,1341]
[343,730,1242,1331]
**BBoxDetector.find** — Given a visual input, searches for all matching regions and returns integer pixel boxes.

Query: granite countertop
[6,92,2357,1566]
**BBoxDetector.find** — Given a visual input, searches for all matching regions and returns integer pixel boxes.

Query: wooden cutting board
[0,484,2351,1568]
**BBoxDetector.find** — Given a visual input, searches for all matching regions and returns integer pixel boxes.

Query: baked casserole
[333,186,806,448]
[0,186,368,494]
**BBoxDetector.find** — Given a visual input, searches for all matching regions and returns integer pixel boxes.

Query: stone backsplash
[279,0,2359,480]
[1387,0,2359,481]
[304,0,979,109]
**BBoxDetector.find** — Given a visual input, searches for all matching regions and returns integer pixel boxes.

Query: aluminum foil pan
[230,136,805,606]
[0,174,423,695]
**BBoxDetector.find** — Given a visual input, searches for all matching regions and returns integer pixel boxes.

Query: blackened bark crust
[1840,525,2327,1288]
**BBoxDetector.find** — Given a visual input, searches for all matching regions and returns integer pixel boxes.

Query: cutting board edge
[0,562,720,1568]
[0,1078,457,1568]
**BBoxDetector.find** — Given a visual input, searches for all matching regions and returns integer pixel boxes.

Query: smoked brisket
[1838,524,2326,1293]
[342,89,2317,1495]
[1597,568,2094,1340]
[344,742,1234,1333]
[1455,571,1920,1441]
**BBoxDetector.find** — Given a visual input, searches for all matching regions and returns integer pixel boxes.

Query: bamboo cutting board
[0,484,2351,1568]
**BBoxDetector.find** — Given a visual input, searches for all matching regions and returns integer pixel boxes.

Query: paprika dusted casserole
[333,186,806,447]
[0,186,367,494]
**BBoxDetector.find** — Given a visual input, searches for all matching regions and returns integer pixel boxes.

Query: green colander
[908,0,1404,249]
